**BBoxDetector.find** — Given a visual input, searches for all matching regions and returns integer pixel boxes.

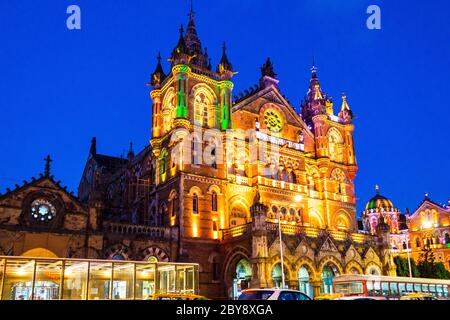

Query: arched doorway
[271,263,288,289]
[232,259,252,299]
[21,248,58,258]
[321,264,339,294]
[298,266,313,298]
[112,254,125,261]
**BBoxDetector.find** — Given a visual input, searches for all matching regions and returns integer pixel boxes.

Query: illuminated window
[445,233,450,244]
[212,192,218,212]
[416,237,421,248]
[327,128,344,163]
[191,138,201,165]
[192,194,199,214]
[170,199,176,218]
[193,92,211,127]
[211,147,217,169]
[30,199,56,222]
[147,256,158,263]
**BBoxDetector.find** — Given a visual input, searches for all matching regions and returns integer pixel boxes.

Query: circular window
[30,199,56,222]
[263,109,284,133]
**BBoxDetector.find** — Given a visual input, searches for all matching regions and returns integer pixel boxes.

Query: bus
[333,274,450,300]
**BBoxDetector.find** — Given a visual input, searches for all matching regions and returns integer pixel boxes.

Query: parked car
[334,296,387,300]
[314,293,344,300]
[144,293,208,300]
[238,289,311,300]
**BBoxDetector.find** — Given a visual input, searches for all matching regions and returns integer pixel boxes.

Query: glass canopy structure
[0,256,199,300]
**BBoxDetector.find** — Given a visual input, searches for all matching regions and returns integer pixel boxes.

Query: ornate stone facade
[0,8,393,299]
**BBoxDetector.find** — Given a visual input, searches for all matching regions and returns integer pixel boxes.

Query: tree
[394,256,420,277]
[417,244,450,279]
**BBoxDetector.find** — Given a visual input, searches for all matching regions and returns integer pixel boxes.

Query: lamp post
[405,214,413,278]
[405,233,413,278]
[278,209,285,289]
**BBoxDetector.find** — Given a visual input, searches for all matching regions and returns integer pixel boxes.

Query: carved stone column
[249,190,269,289]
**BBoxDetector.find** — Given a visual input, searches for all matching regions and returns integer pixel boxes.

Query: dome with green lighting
[364,185,398,212]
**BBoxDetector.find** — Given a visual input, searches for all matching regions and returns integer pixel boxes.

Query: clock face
[263,109,284,133]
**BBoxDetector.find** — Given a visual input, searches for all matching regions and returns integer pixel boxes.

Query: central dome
[364,185,396,212]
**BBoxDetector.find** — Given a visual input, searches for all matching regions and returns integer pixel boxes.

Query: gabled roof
[92,154,127,173]
[0,174,85,210]
[409,196,449,219]
[232,83,315,139]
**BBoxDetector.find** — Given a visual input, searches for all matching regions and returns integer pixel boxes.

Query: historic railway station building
[0,9,396,299]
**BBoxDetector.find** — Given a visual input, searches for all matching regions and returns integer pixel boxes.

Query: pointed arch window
[212,191,218,212]
[193,194,199,214]
[211,147,217,169]
[192,138,201,165]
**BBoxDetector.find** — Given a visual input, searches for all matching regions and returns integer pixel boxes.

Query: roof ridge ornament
[44,155,52,177]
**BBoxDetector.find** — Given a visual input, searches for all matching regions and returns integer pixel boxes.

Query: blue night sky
[0,0,449,215]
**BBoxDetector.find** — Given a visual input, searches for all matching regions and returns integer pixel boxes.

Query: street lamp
[278,194,302,289]
[405,215,413,278]
[405,233,413,278]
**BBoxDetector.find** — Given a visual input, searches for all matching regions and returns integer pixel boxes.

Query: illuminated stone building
[0,8,395,299]
[362,187,450,273]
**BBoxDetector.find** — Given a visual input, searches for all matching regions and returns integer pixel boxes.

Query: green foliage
[394,256,420,277]
[417,245,450,279]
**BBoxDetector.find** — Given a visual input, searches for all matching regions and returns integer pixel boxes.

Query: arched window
[290,171,297,184]
[112,254,125,261]
[445,233,450,244]
[193,90,214,127]
[193,194,199,214]
[282,170,289,182]
[272,264,286,289]
[327,128,344,163]
[162,88,176,133]
[416,237,421,248]
[321,265,337,294]
[212,191,218,212]
[170,198,176,218]
[192,138,201,165]
[211,147,217,169]
[402,242,407,250]
[298,267,312,298]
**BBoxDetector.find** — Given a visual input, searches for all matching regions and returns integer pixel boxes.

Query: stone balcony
[221,220,373,244]
[103,222,172,240]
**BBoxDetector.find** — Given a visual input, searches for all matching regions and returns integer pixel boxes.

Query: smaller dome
[364,185,396,212]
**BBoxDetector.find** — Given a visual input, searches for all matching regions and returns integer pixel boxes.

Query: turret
[216,42,234,80]
[148,52,167,89]
[338,94,354,123]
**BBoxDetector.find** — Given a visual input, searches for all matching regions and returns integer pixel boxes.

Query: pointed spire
[259,57,279,89]
[338,93,354,123]
[301,62,326,124]
[375,184,380,195]
[260,57,277,78]
[149,51,166,88]
[44,155,52,177]
[128,142,134,161]
[216,42,233,78]
[189,0,194,18]
[90,137,97,155]
[170,24,190,66]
